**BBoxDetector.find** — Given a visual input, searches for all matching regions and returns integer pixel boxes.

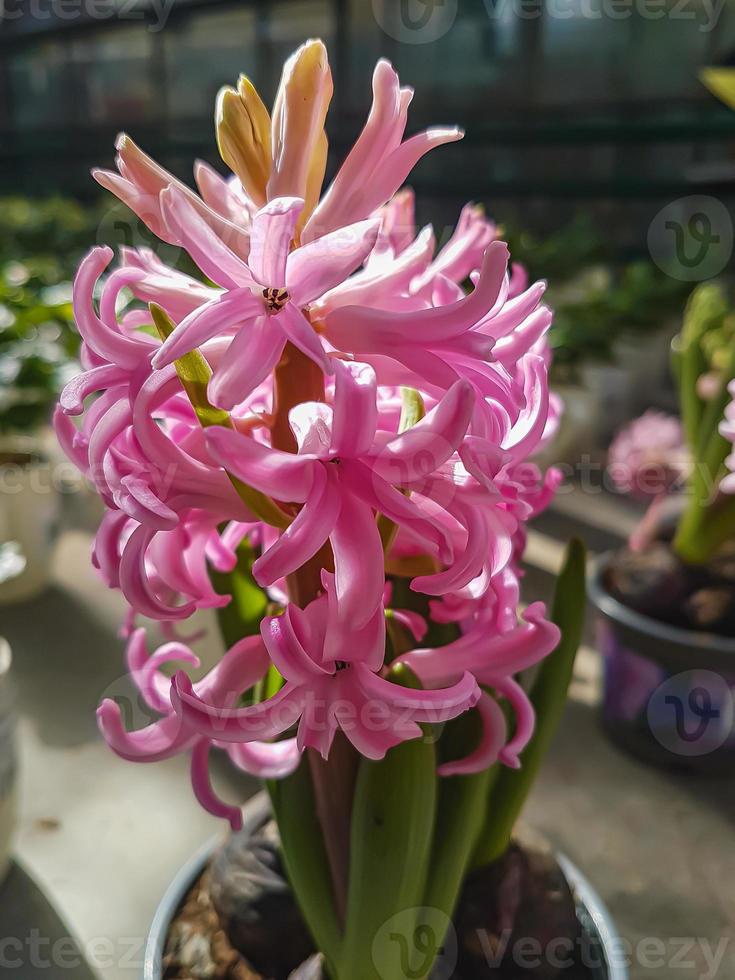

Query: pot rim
[587,551,735,657]
[143,795,627,980]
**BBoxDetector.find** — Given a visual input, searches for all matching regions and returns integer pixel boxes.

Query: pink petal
[224,738,301,779]
[205,426,317,501]
[208,316,286,410]
[171,672,306,743]
[277,303,331,374]
[97,702,191,762]
[287,218,381,306]
[126,629,200,713]
[330,360,378,458]
[261,605,332,682]
[60,364,128,415]
[438,691,507,777]
[73,248,148,369]
[190,739,243,830]
[253,465,340,586]
[370,379,474,485]
[330,491,385,629]
[354,663,480,723]
[249,197,303,285]
[340,460,452,562]
[160,186,254,289]
[297,684,340,759]
[304,59,407,240]
[152,289,263,369]
[494,678,535,769]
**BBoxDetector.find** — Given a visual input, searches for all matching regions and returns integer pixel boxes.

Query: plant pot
[144,794,627,980]
[588,552,735,772]
[0,435,60,604]
[0,638,18,884]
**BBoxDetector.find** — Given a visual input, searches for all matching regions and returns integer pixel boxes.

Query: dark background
[1,0,735,254]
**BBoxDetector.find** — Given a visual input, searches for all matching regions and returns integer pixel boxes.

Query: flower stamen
[263,287,290,314]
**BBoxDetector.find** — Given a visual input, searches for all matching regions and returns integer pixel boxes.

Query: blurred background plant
[508,215,694,380]
[0,197,110,437]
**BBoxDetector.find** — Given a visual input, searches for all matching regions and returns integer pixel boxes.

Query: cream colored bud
[216,76,272,206]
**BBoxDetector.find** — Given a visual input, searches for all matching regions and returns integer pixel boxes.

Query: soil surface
[607,541,735,636]
[162,821,600,980]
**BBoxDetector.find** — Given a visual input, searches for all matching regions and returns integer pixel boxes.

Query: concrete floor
[0,488,732,979]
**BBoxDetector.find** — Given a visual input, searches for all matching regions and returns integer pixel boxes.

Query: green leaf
[150,304,290,529]
[420,709,497,942]
[268,761,343,975]
[340,675,437,980]
[471,538,587,868]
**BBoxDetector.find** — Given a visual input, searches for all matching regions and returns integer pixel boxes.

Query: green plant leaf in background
[471,537,587,868]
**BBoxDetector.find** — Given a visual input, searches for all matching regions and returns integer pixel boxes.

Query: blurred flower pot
[143,795,627,980]
[588,553,735,773]
[0,435,60,604]
[0,639,17,883]
[578,363,631,444]
[613,319,679,417]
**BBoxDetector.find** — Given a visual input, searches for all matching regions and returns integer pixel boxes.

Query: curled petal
[371,379,474,485]
[438,691,507,777]
[171,672,306,743]
[224,738,301,779]
[254,465,340,586]
[261,604,332,682]
[126,628,200,713]
[493,677,535,769]
[354,663,480,724]
[190,739,243,831]
[97,702,191,762]
[205,425,317,501]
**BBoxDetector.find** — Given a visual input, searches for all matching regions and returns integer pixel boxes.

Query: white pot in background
[0,435,60,604]
[0,638,17,883]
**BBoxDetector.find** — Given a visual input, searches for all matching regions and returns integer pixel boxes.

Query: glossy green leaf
[340,668,437,980]
[268,761,343,975]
